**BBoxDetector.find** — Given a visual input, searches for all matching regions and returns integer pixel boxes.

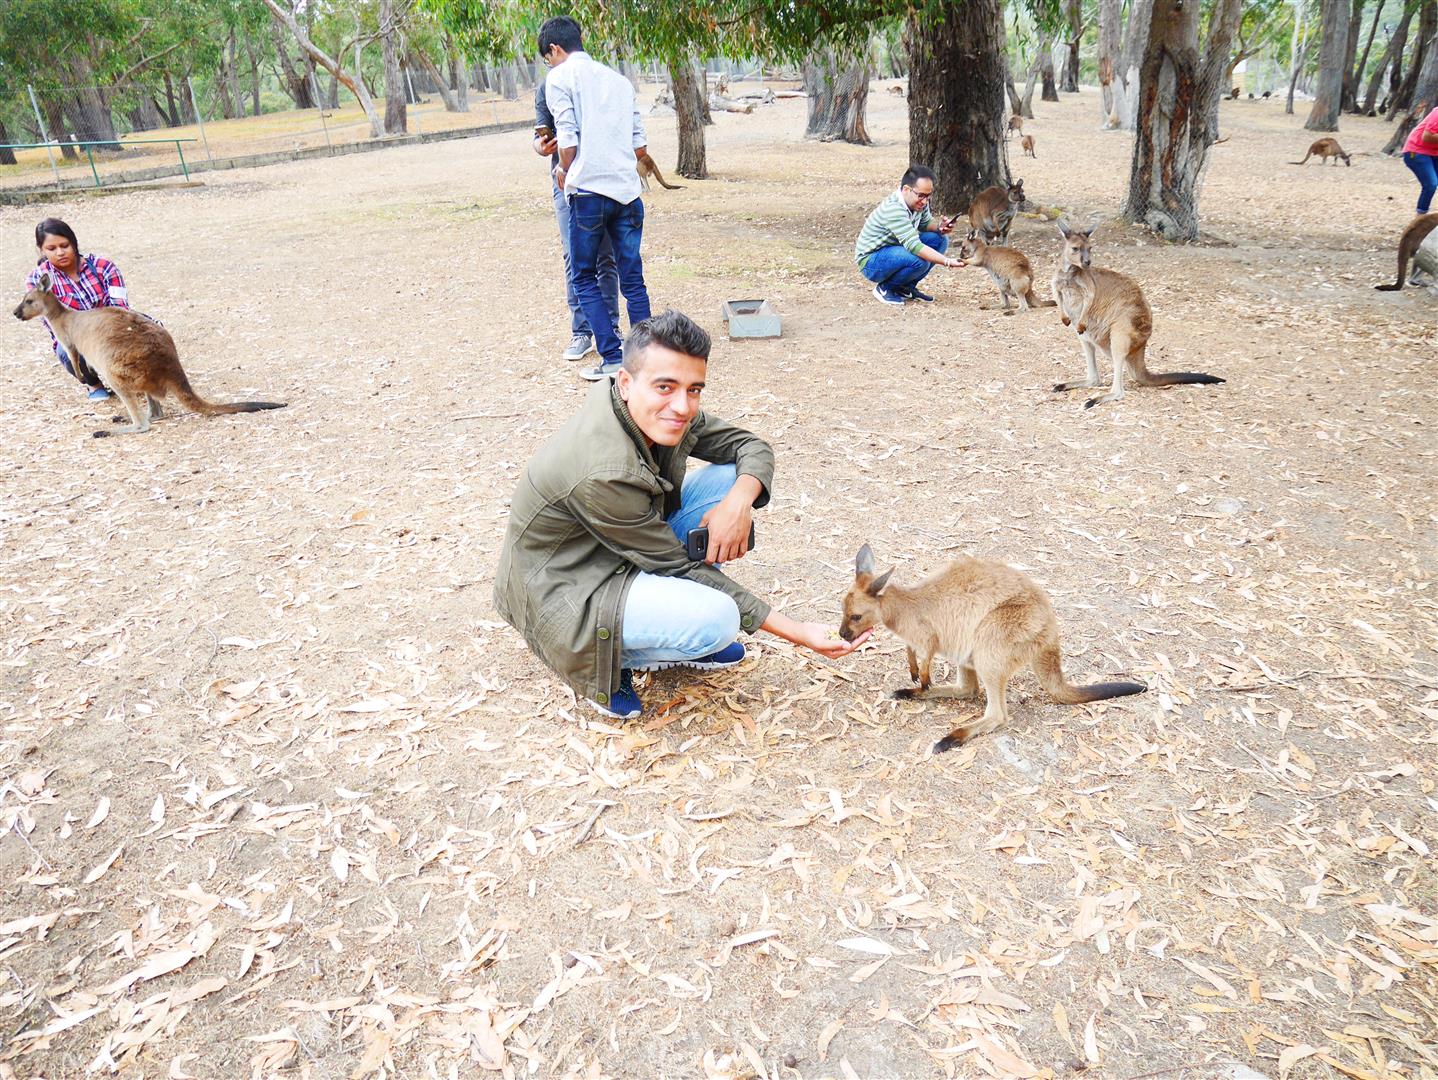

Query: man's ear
[615,367,631,399]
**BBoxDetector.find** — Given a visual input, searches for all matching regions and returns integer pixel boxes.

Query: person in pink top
[1402,103,1438,214]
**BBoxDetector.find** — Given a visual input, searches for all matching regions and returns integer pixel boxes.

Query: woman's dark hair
[538,17,583,57]
[623,310,711,371]
[35,217,80,262]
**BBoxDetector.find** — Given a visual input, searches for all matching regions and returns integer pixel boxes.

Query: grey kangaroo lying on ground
[14,273,285,437]
[839,544,1146,751]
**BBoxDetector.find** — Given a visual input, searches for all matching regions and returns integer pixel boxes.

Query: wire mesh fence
[0,59,791,193]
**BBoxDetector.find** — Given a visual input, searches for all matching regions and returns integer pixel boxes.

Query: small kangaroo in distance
[839,544,1147,751]
[1291,137,1352,166]
[968,178,1025,246]
[1006,114,1024,139]
[1374,212,1438,291]
[1050,220,1225,407]
[1021,134,1036,158]
[637,155,684,191]
[13,274,286,437]
[958,230,1056,314]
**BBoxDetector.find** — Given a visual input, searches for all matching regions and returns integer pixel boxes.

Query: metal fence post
[187,76,213,161]
[27,84,61,183]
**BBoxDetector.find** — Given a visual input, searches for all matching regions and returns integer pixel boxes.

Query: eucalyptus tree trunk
[1362,6,1414,114]
[412,50,462,111]
[801,44,873,144]
[380,0,406,134]
[696,61,713,125]
[1390,0,1436,116]
[1339,0,1370,111]
[0,120,16,165]
[1347,0,1382,111]
[1305,0,1350,130]
[907,0,1009,215]
[1385,21,1438,151]
[1117,0,1154,129]
[1123,0,1243,239]
[1062,0,1082,91]
[1019,54,1042,117]
[263,0,382,136]
[670,61,708,178]
[1098,0,1123,126]
[1041,37,1060,101]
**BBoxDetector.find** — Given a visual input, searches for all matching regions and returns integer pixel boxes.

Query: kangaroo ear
[1057,219,1072,238]
[867,568,894,596]
[38,272,52,290]
[855,544,875,576]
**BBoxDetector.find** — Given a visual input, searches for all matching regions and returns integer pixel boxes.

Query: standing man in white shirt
[540,16,654,381]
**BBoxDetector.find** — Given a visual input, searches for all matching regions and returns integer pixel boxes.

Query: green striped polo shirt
[855,189,934,269]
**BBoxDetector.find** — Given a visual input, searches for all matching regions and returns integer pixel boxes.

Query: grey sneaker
[562,333,595,361]
[580,362,622,381]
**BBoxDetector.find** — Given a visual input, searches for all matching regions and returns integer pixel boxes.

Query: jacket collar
[609,381,663,475]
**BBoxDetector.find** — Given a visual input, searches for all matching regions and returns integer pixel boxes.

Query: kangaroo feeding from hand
[957,231,1056,314]
[1290,137,1351,166]
[1374,212,1438,291]
[1050,221,1225,408]
[968,178,1025,246]
[13,273,286,437]
[839,544,1146,751]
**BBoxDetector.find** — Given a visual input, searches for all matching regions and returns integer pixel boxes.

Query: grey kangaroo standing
[14,274,285,437]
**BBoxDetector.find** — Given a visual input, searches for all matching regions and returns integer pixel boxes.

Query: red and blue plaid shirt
[26,254,129,357]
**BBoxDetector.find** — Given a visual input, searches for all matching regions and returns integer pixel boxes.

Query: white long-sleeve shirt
[544,51,646,204]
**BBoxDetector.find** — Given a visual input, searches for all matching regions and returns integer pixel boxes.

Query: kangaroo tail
[1034,645,1147,704]
[175,383,286,416]
[1146,371,1226,386]
[1289,155,1310,165]
[659,177,685,190]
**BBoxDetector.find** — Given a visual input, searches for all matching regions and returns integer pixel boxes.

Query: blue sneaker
[637,642,746,672]
[87,387,112,401]
[902,285,935,302]
[872,283,906,306]
[588,669,643,719]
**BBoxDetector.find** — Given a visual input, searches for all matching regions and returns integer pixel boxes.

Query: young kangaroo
[1006,114,1024,139]
[1290,137,1351,166]
[968,178,1025,246]
[13,274,285,437]
[840,544,1146,751]
[1021,134,1036,158]
[1050,221,1224,407]
[1374,212,1438,291]
[957,230,1056,314]
[637,155,683,191]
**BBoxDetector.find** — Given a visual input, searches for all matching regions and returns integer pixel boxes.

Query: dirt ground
[1,83,1434,1080]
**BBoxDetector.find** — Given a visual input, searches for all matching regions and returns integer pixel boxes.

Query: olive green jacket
[493,382,775,708]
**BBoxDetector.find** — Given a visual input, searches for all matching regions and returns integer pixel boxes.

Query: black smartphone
[686,523,756,561]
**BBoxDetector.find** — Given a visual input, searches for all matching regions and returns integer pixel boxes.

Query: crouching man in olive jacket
[494,309,864,719]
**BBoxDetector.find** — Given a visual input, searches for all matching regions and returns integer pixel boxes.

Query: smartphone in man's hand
[686,523,756,562]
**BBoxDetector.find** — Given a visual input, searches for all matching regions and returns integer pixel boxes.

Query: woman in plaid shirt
[26,218,131,402]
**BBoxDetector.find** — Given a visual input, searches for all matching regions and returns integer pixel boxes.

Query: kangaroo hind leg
[1085,333,1132,408]
[1054,336,1103,393]
[94,387,151,437]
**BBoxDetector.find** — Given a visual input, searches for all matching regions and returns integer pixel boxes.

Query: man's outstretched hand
[763,611,872,658]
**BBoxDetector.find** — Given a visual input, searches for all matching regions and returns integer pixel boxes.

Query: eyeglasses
[909,188,934,202]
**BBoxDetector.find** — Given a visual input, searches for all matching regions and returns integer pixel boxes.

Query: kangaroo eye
[848,614,860,622]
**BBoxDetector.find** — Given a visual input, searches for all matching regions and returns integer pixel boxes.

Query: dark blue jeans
[1404,152,1438,214]
[569,192,652,365]
[553,181,618,336]
[860,232,948,291]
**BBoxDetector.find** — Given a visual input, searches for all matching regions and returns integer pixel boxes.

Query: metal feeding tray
[720,298,782,339]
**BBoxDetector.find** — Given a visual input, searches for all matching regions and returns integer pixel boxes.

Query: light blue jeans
[621,464,744,670]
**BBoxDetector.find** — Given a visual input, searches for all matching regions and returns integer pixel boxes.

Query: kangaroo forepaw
[1076,323,1087,334]
[1060,315,1071,327]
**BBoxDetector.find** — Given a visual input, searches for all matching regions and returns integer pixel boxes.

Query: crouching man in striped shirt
[854,164,964,306]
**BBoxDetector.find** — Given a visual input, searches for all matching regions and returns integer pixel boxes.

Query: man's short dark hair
[538,17,583,56]
[901,164,936,188]
[623,310,711,372]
